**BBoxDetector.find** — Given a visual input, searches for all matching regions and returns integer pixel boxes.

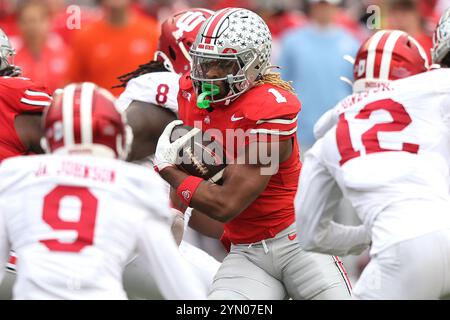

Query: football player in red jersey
[115,8,214,162]
[115,8,223,239]
[116,8,224,238]
[0,28,52,162]
[154,8,352,300]
[114,9,224,299]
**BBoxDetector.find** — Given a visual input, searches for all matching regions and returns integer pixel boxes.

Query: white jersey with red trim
[0,154,206,300]
[116,72,180,115]
[296,68,450,256]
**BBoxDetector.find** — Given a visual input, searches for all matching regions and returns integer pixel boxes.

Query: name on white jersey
[338,83,394,113]
[35,161,116,184]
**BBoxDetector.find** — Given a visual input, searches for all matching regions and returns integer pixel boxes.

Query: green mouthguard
[197,83,220,109]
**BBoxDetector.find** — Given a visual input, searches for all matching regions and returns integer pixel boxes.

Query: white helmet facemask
[432,8,450,65]
[189,8,272,109]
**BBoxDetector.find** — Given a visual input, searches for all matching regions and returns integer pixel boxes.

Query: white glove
[153,120,200,173]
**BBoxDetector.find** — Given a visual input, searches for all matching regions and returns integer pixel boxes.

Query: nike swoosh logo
[231,114,244,122]
[288,233,297,241]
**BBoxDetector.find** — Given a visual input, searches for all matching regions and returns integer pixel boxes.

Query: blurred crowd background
[1,0,448,283]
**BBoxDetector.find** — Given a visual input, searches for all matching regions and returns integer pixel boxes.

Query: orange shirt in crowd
[12,33,71,93]
[67,12,160,97]
[51,7,101,45]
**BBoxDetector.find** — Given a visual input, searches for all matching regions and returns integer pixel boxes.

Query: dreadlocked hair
[254,72,295,94]
[113,60,169,89]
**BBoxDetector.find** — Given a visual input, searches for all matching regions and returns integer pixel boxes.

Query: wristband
[176,176,203,205]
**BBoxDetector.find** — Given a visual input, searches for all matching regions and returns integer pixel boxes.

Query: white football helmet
[432,8,450,65]
[190,8,272,108]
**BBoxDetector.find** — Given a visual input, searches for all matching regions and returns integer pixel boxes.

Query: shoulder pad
[239,84,301,122]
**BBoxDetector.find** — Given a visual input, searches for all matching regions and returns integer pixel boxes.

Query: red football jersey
[0,76,52,161]
[178,74,302,244]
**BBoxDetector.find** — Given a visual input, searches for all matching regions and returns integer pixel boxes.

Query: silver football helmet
[0,28,20,76]
[190,8,272,108]
[432,8,450,65]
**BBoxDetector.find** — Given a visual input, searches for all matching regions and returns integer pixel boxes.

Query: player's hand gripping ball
[154,120,226,184]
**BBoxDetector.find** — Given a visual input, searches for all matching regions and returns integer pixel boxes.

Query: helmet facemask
[0,41,20,77]
[432,8,450,66]
[189,8,273,108]
[0,45,13,68]
[191,48,265,109]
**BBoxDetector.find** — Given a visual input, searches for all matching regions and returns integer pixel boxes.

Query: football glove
[153,120,200,173]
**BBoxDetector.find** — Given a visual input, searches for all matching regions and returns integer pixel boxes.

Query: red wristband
[176,176,203,206]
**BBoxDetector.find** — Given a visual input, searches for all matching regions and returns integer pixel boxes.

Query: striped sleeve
[249,115,298,141]
[20,89,52,111]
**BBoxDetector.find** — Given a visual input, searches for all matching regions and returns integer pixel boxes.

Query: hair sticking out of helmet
[432,8,450,66]
[43,83,133,160]
[352,30,429,93]
[190,8,273,108]
[155,8,214,75]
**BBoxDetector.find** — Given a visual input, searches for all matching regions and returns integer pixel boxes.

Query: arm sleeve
[5,78,52,114]
[295,150,371,256]
[19,81,52,113]
[313,108,339,140]
[0,208,10,285]
[18,86,52,112]
[247,89,300,144]
[136,218,206,300]
[249,114,299,142]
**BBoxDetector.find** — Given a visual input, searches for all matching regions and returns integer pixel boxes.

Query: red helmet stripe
[45,82,127,158]
[62,84,76,147]
[203,8,238,44]
[379,31,405,80]
[202,8,229,44]
[80,82,95,144]
[365,30,388,79]
[372,32,391,78]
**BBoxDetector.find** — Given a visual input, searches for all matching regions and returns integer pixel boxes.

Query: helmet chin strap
[197,82,220,109]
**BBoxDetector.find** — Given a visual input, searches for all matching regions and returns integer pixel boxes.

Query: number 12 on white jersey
[336,98,420,166]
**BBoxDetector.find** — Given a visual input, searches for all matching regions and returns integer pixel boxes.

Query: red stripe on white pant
[6,251,17,272]
[333,256,352,296]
